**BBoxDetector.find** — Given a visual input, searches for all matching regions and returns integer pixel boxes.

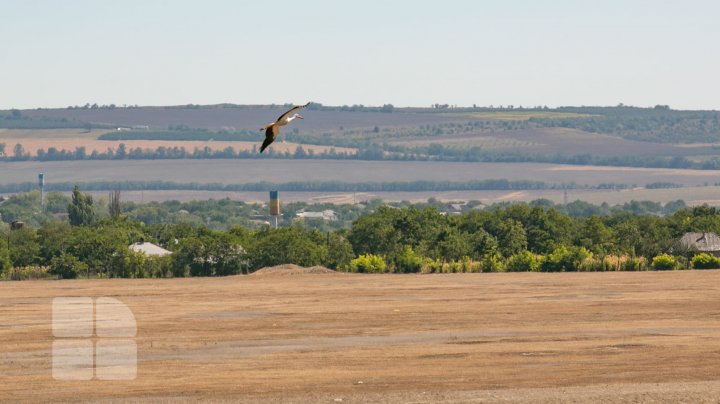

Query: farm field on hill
[387,127,718,157]
[21,107,474,132]
[2,271,720,402]
[0,129,356,157]
[2,159,720,187]
[8,108,720,164]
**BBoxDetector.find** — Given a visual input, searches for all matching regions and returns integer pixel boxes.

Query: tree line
[5,140,720,170]
[0,186,715,280]
[0,178,609,196]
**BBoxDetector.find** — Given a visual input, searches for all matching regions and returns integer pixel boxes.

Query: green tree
[348,206,403,258]
[248,227,327,270]
[8,227,40,267]
[496,219,527,256]
[37,221,73,263]
[541,245,592,272]
[45,192,71,214]
[0,230,12,274]
[325,232,354,270]
[67,225,127,277]
[49,253,88,279]
[613,220,642,256]
[109,189,122,218]
[577,216,614,255]
[394,246,423,273]
[507,250,540,272]
[431,228,473,261]
[68,185,95,226]
[171,229,247,277]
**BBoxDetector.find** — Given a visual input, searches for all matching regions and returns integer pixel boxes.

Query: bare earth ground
[2,270,720,403]
[0,129,356,156]
[3,160,720,187]
[387,127,716,157]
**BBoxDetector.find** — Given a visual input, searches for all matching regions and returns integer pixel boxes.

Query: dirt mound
[250,264,338,277]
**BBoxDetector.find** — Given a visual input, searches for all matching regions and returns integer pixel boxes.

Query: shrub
[0,251,11,275]
[394,247,423,273]
[481,253,506,272]
[507,251,540,272]
[578,257,602,272]
[541,245,592,272]
[652,253,678,270]
[603,255,622,271]
[691,253,720,269]
[420,258,443,274]
[49,253,88,279]
[350,254,388,273]
[622,256,647,271]
[3,266,55,281]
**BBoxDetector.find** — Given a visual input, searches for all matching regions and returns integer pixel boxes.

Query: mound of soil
[249,264,338,277]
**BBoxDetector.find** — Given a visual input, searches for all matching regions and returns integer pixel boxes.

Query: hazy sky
[2,0,719,110]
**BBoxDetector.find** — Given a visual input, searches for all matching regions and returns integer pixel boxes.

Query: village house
[295,209,338,221]
[676,232,720,257]
[128,241,172,257]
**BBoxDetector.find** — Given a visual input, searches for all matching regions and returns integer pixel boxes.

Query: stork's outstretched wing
[260,125,279,153]
[276,102,310,122]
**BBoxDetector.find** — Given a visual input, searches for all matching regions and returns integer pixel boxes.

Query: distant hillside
[11,104,467,132]
[2,104,718,143]
[2,104,720,169]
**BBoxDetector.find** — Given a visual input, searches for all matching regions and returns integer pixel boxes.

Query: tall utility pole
[38,173,45,211]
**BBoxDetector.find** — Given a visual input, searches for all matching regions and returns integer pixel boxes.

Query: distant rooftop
[129,242,172,257]
[678,232,720,253]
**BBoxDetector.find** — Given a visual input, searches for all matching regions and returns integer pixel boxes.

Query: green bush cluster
[350,254,387,273]
[690,253,720,269]
[652,254,678,270]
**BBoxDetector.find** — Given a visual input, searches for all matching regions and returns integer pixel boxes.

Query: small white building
[296,209,338,221]
[129,242,172,257]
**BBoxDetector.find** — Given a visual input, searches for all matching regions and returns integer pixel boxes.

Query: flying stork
[259,102,310,153]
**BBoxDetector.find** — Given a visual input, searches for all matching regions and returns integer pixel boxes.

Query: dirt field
[0,129,356,157]
[21,106,468,132]
[388,127,716,157]
[2,270,720,403]
[3,159,720,188]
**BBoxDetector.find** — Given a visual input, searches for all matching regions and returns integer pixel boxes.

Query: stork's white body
[265,113,301,129]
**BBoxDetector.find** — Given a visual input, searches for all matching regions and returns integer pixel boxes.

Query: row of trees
[1,186,718,279]
[1,179,627,199]
[0,188,689,230]
[1,143,355,161]
[5,141,720,171]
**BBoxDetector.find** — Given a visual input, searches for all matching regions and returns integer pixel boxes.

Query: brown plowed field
[0,129,356,157]
[2,270,720,402]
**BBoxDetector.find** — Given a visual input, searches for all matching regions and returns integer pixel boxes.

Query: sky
[1,0,719,110]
